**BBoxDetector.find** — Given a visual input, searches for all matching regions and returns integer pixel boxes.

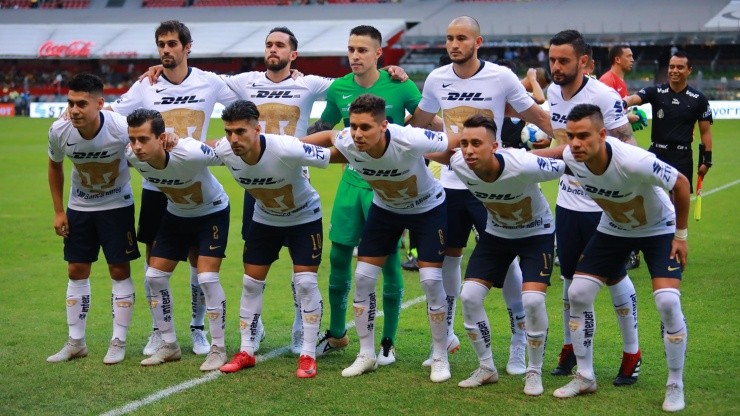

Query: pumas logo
[239,319,248,330]
[353,306,365,317]
[115,300,133,308]
[568,320,579,332]
[66,299,78,307]
[253,90,299,99]
[442,92,491,102]
[303,313,320,325]
[429,311,446,323]
[207,311,221,321]
[148,299,159,309]
[154,95,205,105]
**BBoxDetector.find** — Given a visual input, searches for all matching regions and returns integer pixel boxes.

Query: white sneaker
[376,337,396,366]
[341,353,377,377]
[553,372,597,398]
[141,341,182,366]
[430,358,451,383]
[253,318,266,352]
[523,370,544,396]
[662,383,685,412]
[191,329,210,356]
[200,345,227,371]
[506,344,526,375]
[103,338,126,365]
[422,334,460,367]
[47,337,87,363]
[458,366,498,388]
[143,330,164,356]
[290,329,303,355]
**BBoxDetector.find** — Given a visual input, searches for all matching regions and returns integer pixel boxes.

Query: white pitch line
[691,178,740,201]
[100,295,427,416]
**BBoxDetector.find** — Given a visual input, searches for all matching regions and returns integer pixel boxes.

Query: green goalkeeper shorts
[328,179,374,246]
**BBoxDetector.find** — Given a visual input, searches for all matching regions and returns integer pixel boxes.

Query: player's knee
[197,272,219,286]
[145,268,172,290]
[522,290,546,316]
[568,274,603,305]
[294,272,318,296]
[653,288,682,324]
[459,281,487,311]
[329,243,353,271]
[242,274,264,295]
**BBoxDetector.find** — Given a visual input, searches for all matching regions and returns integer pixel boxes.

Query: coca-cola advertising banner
[38,40,95,58]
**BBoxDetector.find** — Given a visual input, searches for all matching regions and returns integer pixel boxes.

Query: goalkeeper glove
[630,107,648,131]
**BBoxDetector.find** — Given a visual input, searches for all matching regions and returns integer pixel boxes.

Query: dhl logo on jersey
[251,91,301,99]
[154,95,205,105]
[441,92,492,102]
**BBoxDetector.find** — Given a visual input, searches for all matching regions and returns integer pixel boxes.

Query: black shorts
[555,206,609,279]
[64,205,140,264]
[243,218,323,266]
[445,188,487,248]
[137,189,168,244]
[151,206,230,261]
[576,231,682,282]
[465,231,555,287]
[241,190,256,240]
[649,145,694,193]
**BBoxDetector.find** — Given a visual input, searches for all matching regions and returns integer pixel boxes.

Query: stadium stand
[0,0,89,8]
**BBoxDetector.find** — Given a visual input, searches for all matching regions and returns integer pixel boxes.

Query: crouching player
[446,115,563,395]
[126,108,230,371]
[214,100,331,378]
[550,104,690,413]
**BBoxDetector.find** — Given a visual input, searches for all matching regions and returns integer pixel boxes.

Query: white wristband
[674,229,688,241]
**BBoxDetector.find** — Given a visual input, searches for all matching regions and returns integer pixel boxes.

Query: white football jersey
[450,148,563,238]
[48,110,133,211]
[112,67,239,191]
[214,134,329,226]
[563,137,678,237]
[419,61,536,189]
[548,76,628,212]
[221,72,332,137]
[334,123,448,214]
[126,138,228,218]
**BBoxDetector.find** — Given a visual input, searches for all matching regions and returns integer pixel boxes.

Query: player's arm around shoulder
[284,135,331,169]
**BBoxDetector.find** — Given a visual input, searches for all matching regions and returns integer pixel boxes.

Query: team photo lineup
[39,8,723,414]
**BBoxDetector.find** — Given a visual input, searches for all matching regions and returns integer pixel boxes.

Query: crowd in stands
[0,0,89,8]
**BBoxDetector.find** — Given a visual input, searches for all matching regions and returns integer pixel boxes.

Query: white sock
[291,272,303,337]
[502,260,526,346]
[522,290,548,373]
[66,278,90,340]
[144,261,157,330]
[198,272,226,348]
[609,275,639,354]
[654,288,687,388]
[562,278,572,345]
[111,277,134,341]
[146,268,175,343]
[420,267,447,360]
[460,281,494,370]
[353,261,381,357]
[190,266,206,329]
[239,274,265,354]
[567,275,604,380]
[442,255,462,341]
[295,272,322,358]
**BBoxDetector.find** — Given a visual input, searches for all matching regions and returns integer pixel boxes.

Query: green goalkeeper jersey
[321,70,422,188]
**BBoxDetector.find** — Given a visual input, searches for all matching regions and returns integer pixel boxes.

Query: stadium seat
[143,0,186,7]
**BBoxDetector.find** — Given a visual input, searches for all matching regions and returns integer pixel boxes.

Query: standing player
[307,25,423,365]
[110,20,240,357]
[126,109,230,371]
[551,104,690,413]
[446,115,563,394]
[213,101,330,378]
[546,30,642,386]
[411,16,554,375]
[47,73,139,365]
[624,51,713,195]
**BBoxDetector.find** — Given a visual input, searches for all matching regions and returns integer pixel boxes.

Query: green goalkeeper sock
[381,251,404,343]
[328,242,353,338]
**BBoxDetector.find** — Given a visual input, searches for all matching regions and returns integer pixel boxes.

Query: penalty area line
[100,295,427,416]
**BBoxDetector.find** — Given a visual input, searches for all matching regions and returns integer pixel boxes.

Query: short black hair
[221,100,260,123]
[349,94,386,121]
[268,26,298,51]
[549,29,590,58]
[155,20,192,47]
[608,44,629,65]
[463,114,497,138]
[68,73,104,96]
[127,108,166,137]
[350,25,382,45]
[671,50,692,69]
[566,103,604,127]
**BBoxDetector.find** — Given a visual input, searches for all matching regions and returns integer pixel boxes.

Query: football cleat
[430,358,451,383]
[553,372,597,398]
[219,351,255,373]
[140,341,181,366]
[47,337,88,363]
[458,366,498,388]
[103,337,126,365]
[296,355,317,378]
[551,344,577,376]
[625,250,641,270]
[290,329,304,356]
[506,343,527,375]
[662,383,685,412]
[341,353,377,377]
[376,337,396,366]
[523,370,544,396]
[143,329,164,356]
[316,330,349,357]
[191,328,210,356]
[614,350,641,386]
[200,345,227,371]
[401,255,419,272]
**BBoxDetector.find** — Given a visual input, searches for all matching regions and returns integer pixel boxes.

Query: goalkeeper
[599,45,648,131]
